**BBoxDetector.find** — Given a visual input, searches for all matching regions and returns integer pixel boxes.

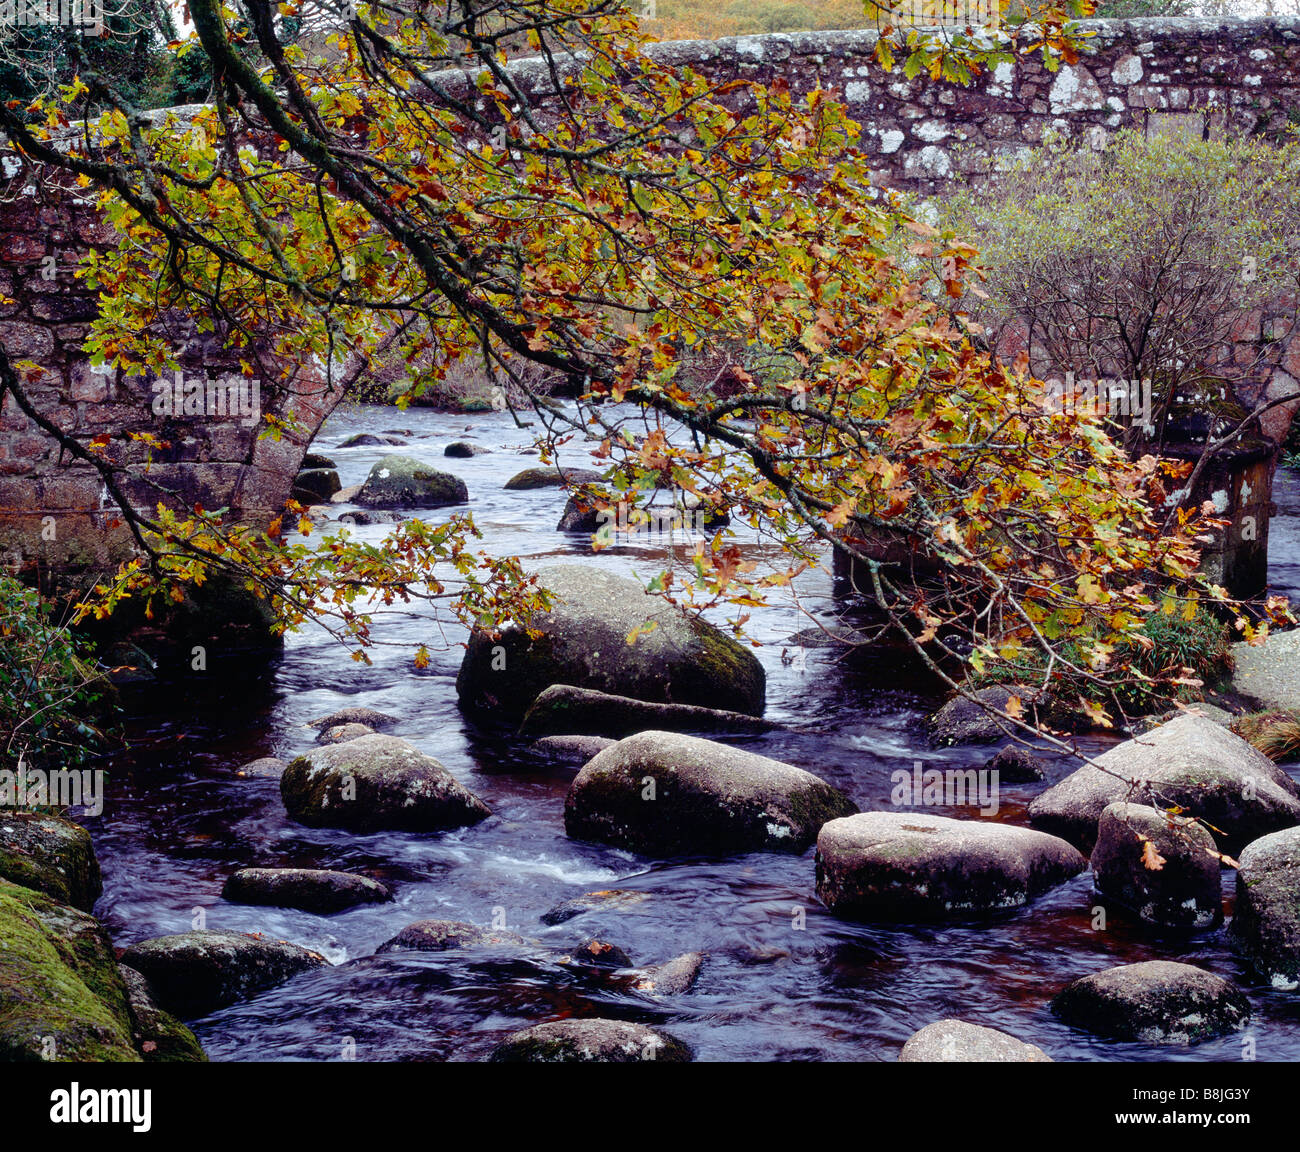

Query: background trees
[934,131,1300,456]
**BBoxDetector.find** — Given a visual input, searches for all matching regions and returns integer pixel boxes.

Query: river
[82,403,1300,1062]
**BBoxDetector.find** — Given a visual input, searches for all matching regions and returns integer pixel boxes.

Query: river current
[82,403,1300,1062]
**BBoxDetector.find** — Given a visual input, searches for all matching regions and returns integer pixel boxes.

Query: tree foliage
[0,0,1261,733]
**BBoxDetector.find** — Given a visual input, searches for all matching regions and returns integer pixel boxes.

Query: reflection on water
[81,407,1300,1061]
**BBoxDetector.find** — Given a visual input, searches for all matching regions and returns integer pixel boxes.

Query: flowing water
[81,405,1300,1062]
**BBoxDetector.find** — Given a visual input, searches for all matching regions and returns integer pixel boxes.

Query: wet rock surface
[520,684,776,739]
[1028,714,1300,853]
[1051,961,1250,1045]
[1230,826,1300,989]
[281,734,491,833]
[899,1019,1051,1062]
[222,867,393,914]
[489,1018,691,1062]
[1090,803,1222,930]
[119,930,330,1020]
[565,730,856,856]
[815,811,1087,920]
[356,454,468,509]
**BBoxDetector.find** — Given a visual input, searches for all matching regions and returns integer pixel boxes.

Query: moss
[117,966,206,1062]
[0,881,138,1061]
[685,616,766,715]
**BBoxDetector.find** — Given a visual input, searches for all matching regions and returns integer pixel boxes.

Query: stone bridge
[0,14,1296,594]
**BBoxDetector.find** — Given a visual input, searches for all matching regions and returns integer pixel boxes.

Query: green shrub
[972,602,1233,718]
[0,575,106,772]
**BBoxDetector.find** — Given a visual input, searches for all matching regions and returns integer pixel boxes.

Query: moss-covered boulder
[117,965,206,1062]
[815,811,1086,921]
[281,734,491,833]
[564,730,855,856]
[355,454,468,509]
[489,1018,691,1063]
[1051,961,1249,1044]
[120,930,330,1019]
[0,811,102,912]
[503,466,604,490]
[457,565,766,719]
[290,468,341,505]
[0,880,137,1061]
[223,867,392,914]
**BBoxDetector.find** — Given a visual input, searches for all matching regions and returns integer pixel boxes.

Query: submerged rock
[1027,714,1300,853]
[120,930,329,1019]
[338,432,407,448]
[814,811,1086,920]
[222,868,392,914]
[504,465,604,490]
[540,888,649,926]
[632,951,704,996]
[489,1018,691,1062]
[281,734,491,833]
[355,454,468,509]
[984,745,1047,783]
[1051,961,1249,1044]
[444,441,489,457]
[307,706,398,731]
[0,880,138,1061]
[899,1019,1051,1062]
[1090,803,1222,930]
[376,919,527,953]
[530,735,617,766]
[457,565,766,719]
[117,965,206,1062]
[565,730,856,856]
[928,685,1038,746]
[1229,826,1300,988]
[316,722,376,744]
[0,811,102,912]
[236,757,288,779]
[291,468,341,505]
[520,684,776,739]
[564,939,633,968]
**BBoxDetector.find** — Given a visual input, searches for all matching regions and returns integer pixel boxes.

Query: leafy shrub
[0,575,106,772]
[972,602,1233,718]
